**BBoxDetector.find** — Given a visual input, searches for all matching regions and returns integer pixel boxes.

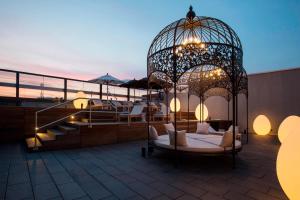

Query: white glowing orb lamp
[73,91,88,109]
[277,130,300,200]
[195,103,208,121]
[278,115,300,143]
[253,115,271,135]
[170,98,180,112]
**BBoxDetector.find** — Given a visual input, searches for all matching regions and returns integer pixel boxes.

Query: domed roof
[147,6,246,95]
[148,7,242,57]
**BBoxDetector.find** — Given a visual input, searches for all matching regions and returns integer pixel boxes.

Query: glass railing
[0,68,145,106]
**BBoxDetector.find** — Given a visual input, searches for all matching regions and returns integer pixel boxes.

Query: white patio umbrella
[90,73,124,100]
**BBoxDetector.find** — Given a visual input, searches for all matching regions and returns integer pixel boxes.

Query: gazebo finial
[186,5,196,21]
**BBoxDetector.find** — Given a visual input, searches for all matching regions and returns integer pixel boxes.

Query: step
[47,129,65,139]
[81,118,116,123]
[57,125,77,133]
[64,121,81,128]
[26,137,42,149]
[86,113,116,117]
[37,132,56,142]
[81,118,88,123]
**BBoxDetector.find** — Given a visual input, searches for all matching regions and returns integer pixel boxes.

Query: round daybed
[152,133,242,155]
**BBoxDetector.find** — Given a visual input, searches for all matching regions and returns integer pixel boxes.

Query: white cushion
[164,123,174,132]
[228,125,239,133]
[149,126,158,140]
[208,126,217,134]
[219,131,233,148]
[168,130,187,146]
[154,133,242,153]
[196,122,210,134]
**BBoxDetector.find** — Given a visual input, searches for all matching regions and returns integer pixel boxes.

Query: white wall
[246,68,300,134]
[165,67,300,134]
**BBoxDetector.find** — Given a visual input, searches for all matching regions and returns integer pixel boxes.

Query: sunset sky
[0,0,299,81]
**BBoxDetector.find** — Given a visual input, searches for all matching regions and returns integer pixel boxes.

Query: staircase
[25,97,129,151]
[26,122,80,151]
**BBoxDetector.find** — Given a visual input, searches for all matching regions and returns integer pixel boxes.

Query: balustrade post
[16,72,20,106]
[64,79,67,101]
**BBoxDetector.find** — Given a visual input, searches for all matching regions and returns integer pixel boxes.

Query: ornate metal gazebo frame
[146,6,248,167]
[186,65,249,142]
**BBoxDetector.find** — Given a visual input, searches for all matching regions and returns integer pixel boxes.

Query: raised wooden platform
[0,106,113,142]
[0,105,232,151]
[0,106,197,143]
[25,120,197,151]
[76,121,197,147]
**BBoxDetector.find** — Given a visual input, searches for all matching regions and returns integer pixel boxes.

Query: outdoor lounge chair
[111,100,127,111]
[153,103,170,121]
[118,104,145,123]
[92,99,111,110]
[122,101,134,112]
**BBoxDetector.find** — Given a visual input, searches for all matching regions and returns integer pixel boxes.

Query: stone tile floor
[0,135,288,200]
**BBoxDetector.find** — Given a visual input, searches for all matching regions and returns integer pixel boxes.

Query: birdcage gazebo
[147,6,247,167]
[186,65,248,141]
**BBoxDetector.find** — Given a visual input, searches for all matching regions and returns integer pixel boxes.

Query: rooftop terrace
[0,135,287,200]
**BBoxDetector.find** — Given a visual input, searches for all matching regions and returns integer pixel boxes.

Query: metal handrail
[35,97,114,130]
[35,97,88,133]
[33,97,131,149]
[36,97,84,114]
[37,110,82,130]
[34,97,90,149]
[37,110,124,130]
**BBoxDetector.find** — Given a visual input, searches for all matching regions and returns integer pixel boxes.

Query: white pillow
[196,122,210,134]
[168,130,187,146]
[208,126,217,134]
[149,125,158,140]
[164,123,175,132]
[219,131,233,148]
[228,125,239,133]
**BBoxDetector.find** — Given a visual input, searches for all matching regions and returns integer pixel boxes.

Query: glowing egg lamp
[278,115,300,143]
[195,103,208,121]
[277,130,300,200]
[73,91,88,109]
[253,115,271,135]
[170,98,180,112]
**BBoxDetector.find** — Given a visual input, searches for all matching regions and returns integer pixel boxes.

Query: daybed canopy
[146,6,248,167]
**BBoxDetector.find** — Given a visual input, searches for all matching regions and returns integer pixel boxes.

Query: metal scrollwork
[146,6,249,165]
[147,7,247,98]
